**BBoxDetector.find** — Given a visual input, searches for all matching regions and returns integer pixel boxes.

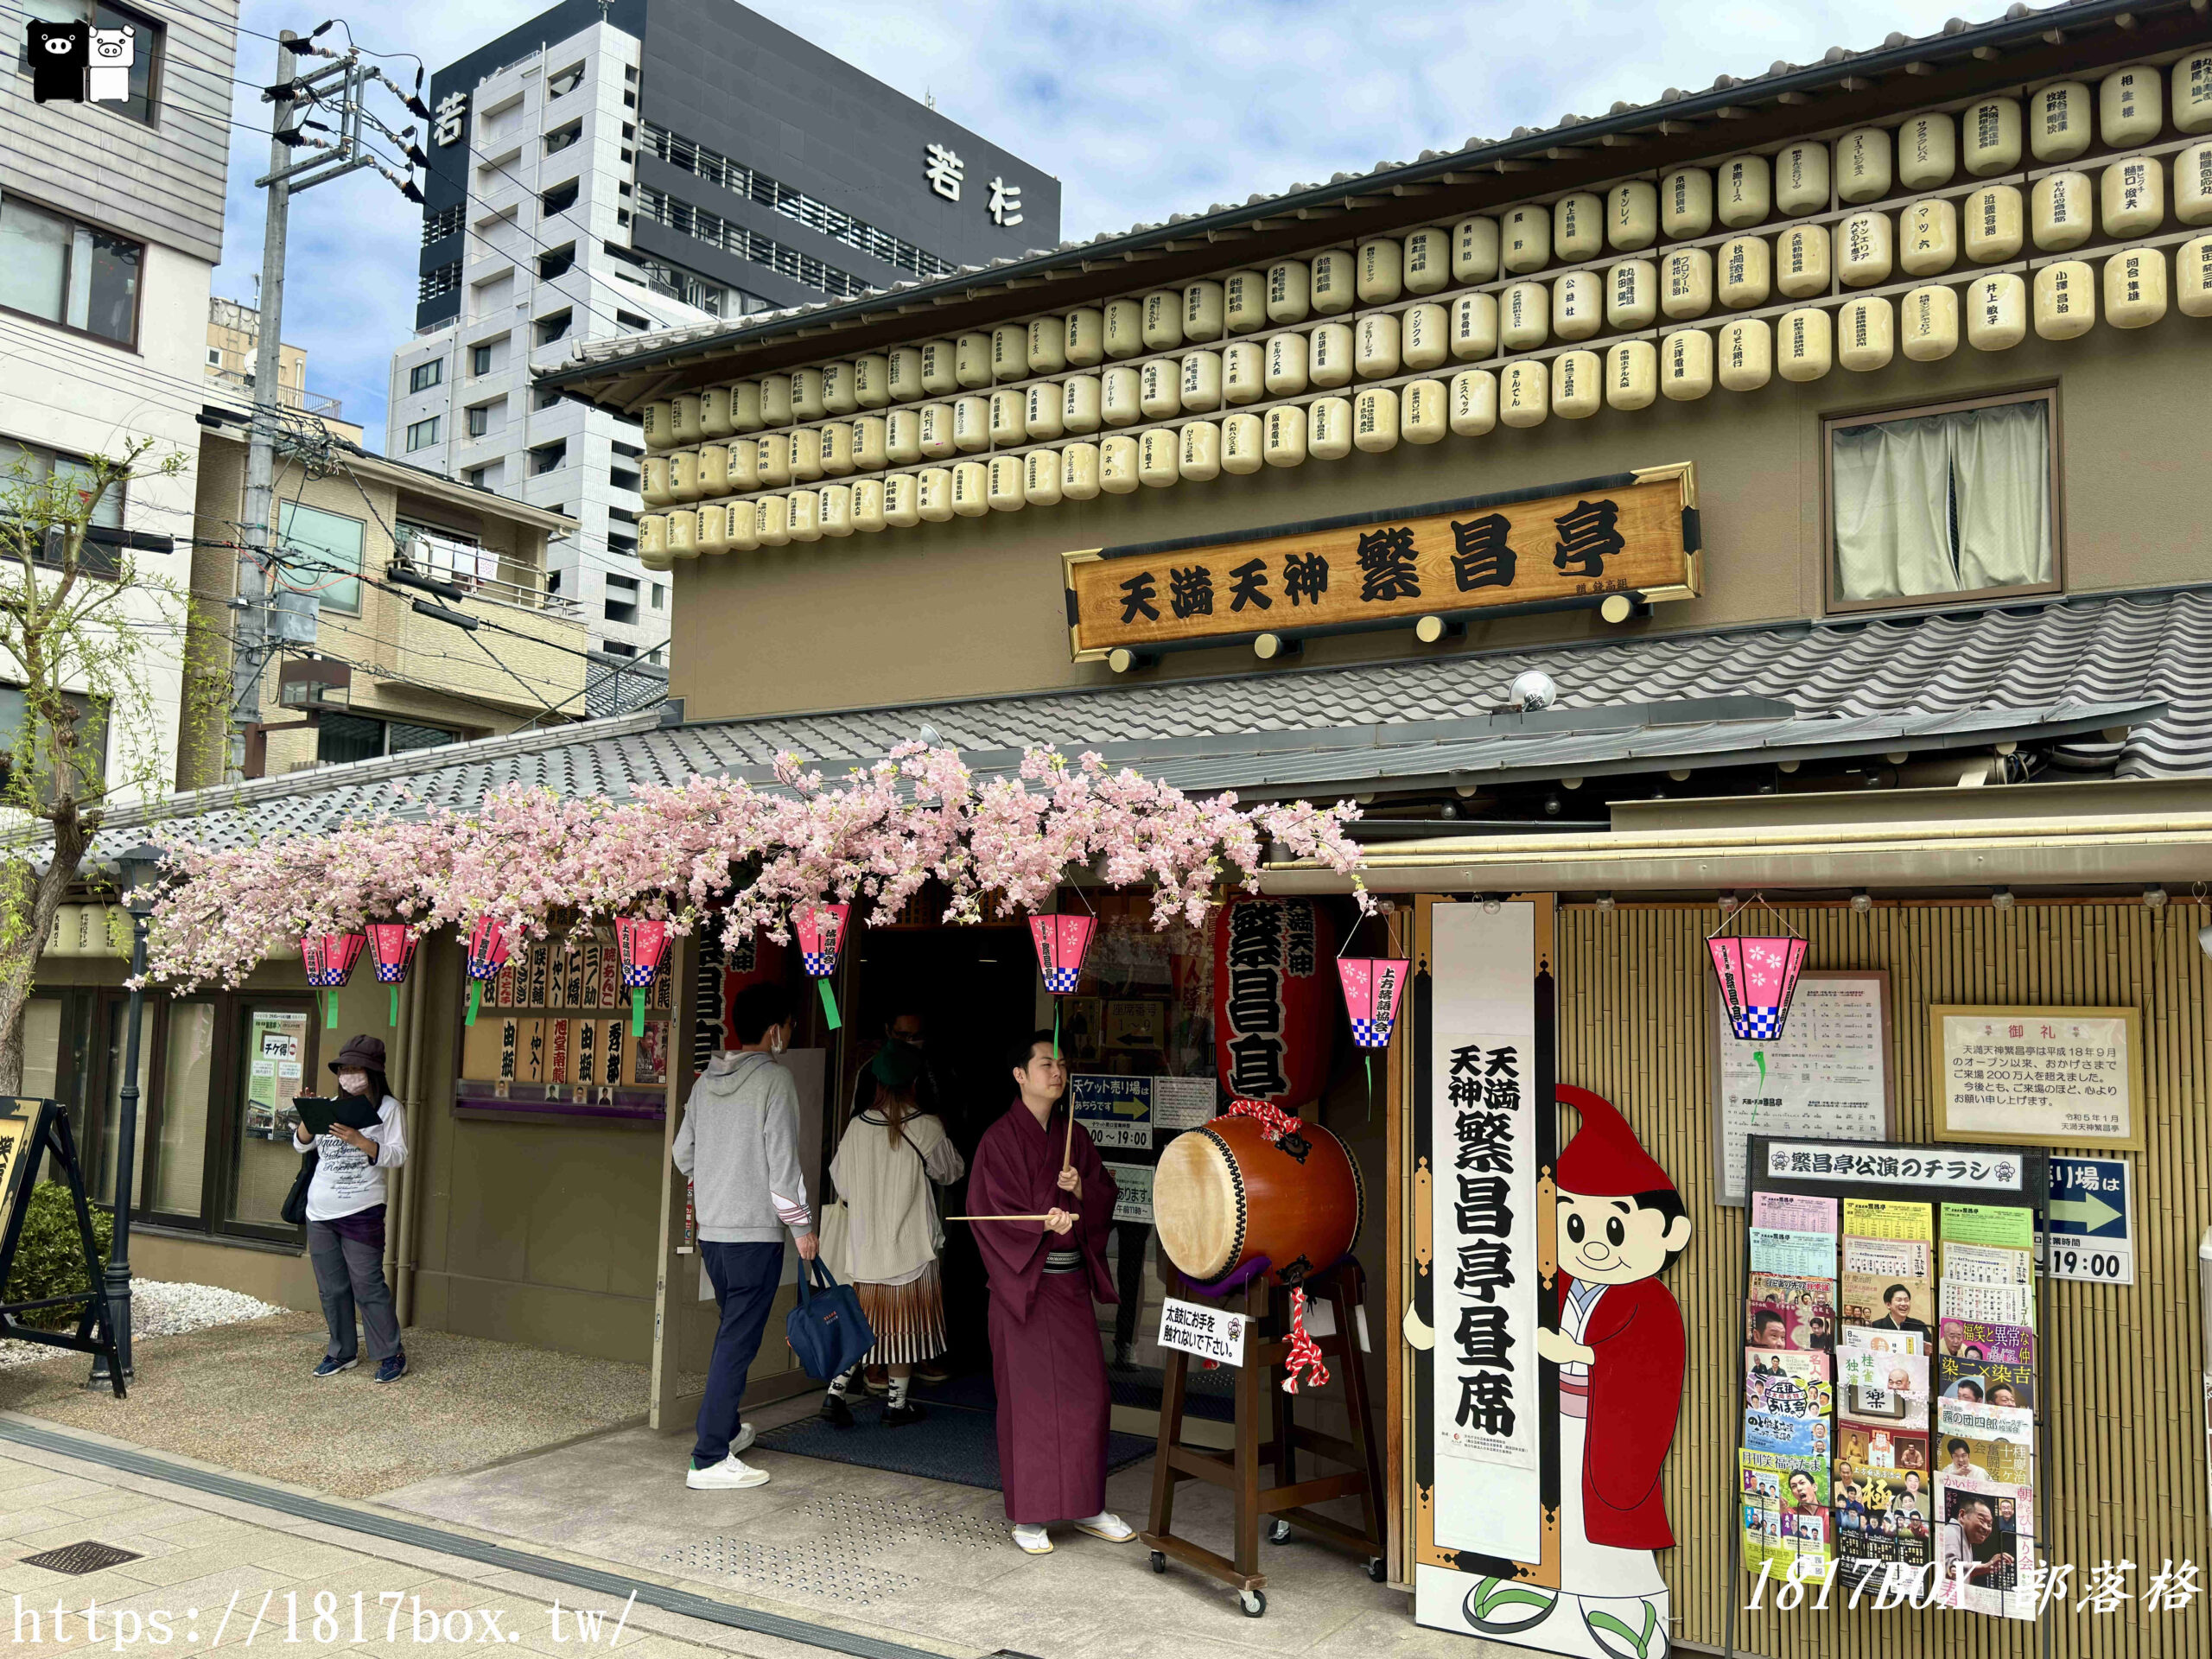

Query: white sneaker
[685,1454,770,1491]
[1073,1510,1135,1542]
[734,1422,756,1453]
[1012,1523,1054,1554]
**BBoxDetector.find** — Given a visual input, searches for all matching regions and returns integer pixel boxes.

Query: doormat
[916,1364,1236,1423]
[754,1395,1154,1491]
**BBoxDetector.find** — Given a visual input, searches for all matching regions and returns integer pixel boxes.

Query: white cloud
[213,0,1983,452]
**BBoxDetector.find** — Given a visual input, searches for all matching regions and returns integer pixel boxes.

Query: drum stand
[1140,1259,1384,1618]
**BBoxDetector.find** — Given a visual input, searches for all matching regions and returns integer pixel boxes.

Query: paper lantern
[1451,369,1498,434]
[988,325,1025,384]
[917,467,955,521]
[610,917,671,1037]
[726,439,760,492]
[951,394,990,454]
[699,385,734,438]
[1499,360,1548,428]
[915,339,953,396]
[849,480,885,533]
[728,497,760,550]
[1029,912,1097,996]
[1965,186,2024,264]
[362,924,417,1026]
[2102,156,2165,238]
[1185,281,1227,343]
[1967,273,2029,350]
[1901,285,1961,361]
[1353,387,1400,451]
[1662,247,1713,319]
[1137,427,1179,486]
[818,423,855,478]
[671,393,702,444]
[1551,351,1600,420]
[462,917,509,1027]
[1662,167,1713,238]
[1774,142,1828,218]
[789,370,825,422]
[1898,112,1956,189]
[1022,449,1063,506]
[1554,192,1604,262]
[1223,271,1268,333]
[818,364,855,417]
[1402,229,1450,296]
[1143,289,1185,348]
[1901,198,1959,276]
[792,901,850,1028]
[1839,211,1894,287]
[1267,260,1312,323]
[1451,292,1499,359]
[1179,421,1223,480]
[1027,316,1067,376]
[1355,313,1402,378]
[985,456,1024,512]
[637,513,667,563]
[917,403,954,461]
[1501,282,1549,351]
[696,440,735,494]
[1609,181,1658,251]
[755,431,792,487]
[1605,260,1656,330]
[1181,349,1224,410]
[2180,53,2212,134]
[988,389,1025,447]
[1838,296,1894,372]
[1211,895,1336,1110]
[1777,308,1833,382]
[2032,82,2092,162]
[696,503,729,555]
[1103,298,1146,359]
[1502,205,1550,274]
[1661,328,1714,400]
[1401,380,1447,443]
[1338,957,1410,1049]
[1140,359,1179,417]
[1103,365,1143,426]
[642,400,673,451]
[756,492,791,544]
[1265,331,1310,395]
[850,355,888,410]
[2105,245,2169,329]
[1606,340,1657,410]
[301,931,365,1034]
[1400,305,1449,372]
[1064,307,1105,368]
[883,408,921,466]
[950,459,989,516]
[1025,382,1065,442]
[2101,63,2162,148]
[2033,262,2097,340]
[758,374,793,426]
[1717,318,1771,391]
[665,508,699,557]
[1062,442,1103,499]
[2179,235,2212,316]
[1707,925,1808,1042]
[851,415,887,472]
[883,473,920,528]
[1308,397,1353,459]
[640,454,671,507]
[1263,405,1308,465]
[1554,270,1603,340]
[782,492,818,544]
[1775,225,1830,299]
[786,430,823,486]
[1356,239,1402,305]
[1062,373,1104,433]
[1836,126,1892,203]
[1310,322,1355,388]
[1453,217,1501,283]
[1100,435,1141,493]
[1717,156,1770,228]
[2033,171,2094,251]
[1964,97,2023,177]
[886,347,924,403]
[1223,341,1268,403]
[668,448,701,502]
[1717,236,1771,309]
[1223,412,1266,472]
[2179,143,2212,225]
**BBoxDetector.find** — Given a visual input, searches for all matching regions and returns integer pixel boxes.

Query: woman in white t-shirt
[292,1033,409,1382]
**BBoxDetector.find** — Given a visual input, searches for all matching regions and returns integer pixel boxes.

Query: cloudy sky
[215,0,1980,449]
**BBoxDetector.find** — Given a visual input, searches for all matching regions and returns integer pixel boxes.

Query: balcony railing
[390,534,580,618]
[207,367,343,419]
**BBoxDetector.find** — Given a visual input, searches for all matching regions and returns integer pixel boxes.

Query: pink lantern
[793,901,851,1030]
[614,917,671,1036]
[1028,913,1096,995]
[463,916,511,1027]
[1337,957,1410,1049]
[299,931,365,1029]
[364,924,418,1027]
[1707,911,1809,1041]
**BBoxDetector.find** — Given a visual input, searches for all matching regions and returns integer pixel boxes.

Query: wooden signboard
[1063,463,1698,662]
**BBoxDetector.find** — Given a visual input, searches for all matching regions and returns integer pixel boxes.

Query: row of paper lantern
[634,245,2209,566]
[638,238,2209,509]
[639,61,2212,455]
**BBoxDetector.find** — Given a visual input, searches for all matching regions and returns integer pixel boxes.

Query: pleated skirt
[854,1261,948,1364]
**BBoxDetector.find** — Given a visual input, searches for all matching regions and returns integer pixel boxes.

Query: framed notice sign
[1931,1005,2144,1152]
[1062,464,1699,663]
[1711,971,1894,1207]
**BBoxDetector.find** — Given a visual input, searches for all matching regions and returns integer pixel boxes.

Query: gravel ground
[0,1279,281,1367]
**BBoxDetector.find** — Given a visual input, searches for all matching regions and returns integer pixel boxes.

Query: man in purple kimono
[968,1031,1136,1555]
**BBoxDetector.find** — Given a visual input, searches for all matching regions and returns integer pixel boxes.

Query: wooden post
[646,931,694,1432]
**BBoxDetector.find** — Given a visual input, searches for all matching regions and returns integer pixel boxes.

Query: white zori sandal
[1013,1523,1053,1554]
[1073,1511,1135,1542]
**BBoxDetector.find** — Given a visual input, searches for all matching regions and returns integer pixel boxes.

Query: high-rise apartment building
[385,0,1058,663]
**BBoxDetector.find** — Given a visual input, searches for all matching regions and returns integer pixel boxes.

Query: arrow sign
[2048,1191,2123,1233]
[2045,1154,2134,1285]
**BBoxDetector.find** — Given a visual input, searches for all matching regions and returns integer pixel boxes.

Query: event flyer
[1739,1449,1832,1573]
[1942,1241,2036,1287]
[1751,1227,1839,1279]
[1747,1274,1837,1351]
[1753,1192,1840,1234]
[1938,1319,2037,1366]
[1834,1459,1933,1592]
[1941,1202,2037,1251]
[1745,1350,1834,1457]
[1937,1357,2036,1411]
[1936,1477,2036,1621]
[1940,1281,2034,1327]
[1839,1325,1928,1357]
[1840,1349,1930,1429]
[1838,1421,1929,1474]
[1843,1198,1934,1241]
[1936,1400,2036,1486]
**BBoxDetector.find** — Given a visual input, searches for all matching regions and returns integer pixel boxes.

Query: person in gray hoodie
[674,981,817,1490]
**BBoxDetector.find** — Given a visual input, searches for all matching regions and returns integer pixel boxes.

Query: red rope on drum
[1227,1099,1332,1393]
[1228,1096,1302,1143]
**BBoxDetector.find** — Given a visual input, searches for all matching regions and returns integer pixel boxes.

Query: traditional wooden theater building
[38,4,2212,1656]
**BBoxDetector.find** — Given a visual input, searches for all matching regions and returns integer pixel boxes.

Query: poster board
[1711,971,1893,1207]
[1930,1005,2144,1151]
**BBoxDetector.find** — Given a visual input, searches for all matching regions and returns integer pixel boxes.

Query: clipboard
[294,1095,380,1135]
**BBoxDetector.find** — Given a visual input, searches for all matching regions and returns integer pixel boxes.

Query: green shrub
[3,1179,115,1331]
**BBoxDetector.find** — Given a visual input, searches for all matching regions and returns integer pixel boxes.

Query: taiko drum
[1154,1114,1364,1287]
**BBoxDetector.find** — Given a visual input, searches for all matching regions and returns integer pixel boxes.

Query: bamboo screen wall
[1557,899,2209,1659]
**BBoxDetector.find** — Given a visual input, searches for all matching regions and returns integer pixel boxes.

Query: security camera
[1509,669,1557,711]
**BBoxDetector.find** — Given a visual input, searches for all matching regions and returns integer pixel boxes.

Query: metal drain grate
[794,1493,1010,1549]
[661,1535,924,1606]
[20,1541,142,1575]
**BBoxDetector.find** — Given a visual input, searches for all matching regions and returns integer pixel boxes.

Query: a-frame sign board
[0,1097,126,1397]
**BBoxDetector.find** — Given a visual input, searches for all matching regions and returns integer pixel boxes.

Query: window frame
[0,189,145,350]
[16,0,164,126]
[405,415,442,453]
[1821,385,2064,618]
[408,358,443,393]
[275,499,365,616]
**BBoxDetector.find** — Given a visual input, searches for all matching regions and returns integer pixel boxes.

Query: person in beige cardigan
[822,1042,966,1427]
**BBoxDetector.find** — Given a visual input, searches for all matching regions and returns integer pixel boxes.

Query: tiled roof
[548,0,2171,387]
[90,587,2212,858]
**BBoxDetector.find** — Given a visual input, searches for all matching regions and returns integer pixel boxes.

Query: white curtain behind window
[1951,400,2052,592]
[1833,415,1958,601]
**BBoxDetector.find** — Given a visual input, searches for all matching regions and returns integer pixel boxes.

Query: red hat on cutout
[1555,1084,1675,1197]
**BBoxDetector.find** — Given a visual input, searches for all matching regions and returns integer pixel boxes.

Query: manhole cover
[21,1541,143,1575]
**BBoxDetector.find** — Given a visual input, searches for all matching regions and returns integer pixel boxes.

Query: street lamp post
[90,843,162,1387]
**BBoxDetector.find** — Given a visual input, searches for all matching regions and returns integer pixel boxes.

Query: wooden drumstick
[948,1212,1054,1222]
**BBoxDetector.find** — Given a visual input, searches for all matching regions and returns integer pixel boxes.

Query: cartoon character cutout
[87,24,134,105]
[1468,1084,1692,1659]
[29,19,89,103]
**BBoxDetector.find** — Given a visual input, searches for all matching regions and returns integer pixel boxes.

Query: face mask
[337,1070,370,1096]
[769,1028,787,1055]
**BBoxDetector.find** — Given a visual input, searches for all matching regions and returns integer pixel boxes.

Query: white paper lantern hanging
[884,474,921,528]
[1062,442,1103,500]
[1774,142,1828,218]
[1310,250,1356,315]
[1897,113,1957,190]
[850,480,884,532]
[1901,285,1961,360]
[1179,420,1222,480]
[1026,382,1065,442]
[1401,379,1448,443]
[1065,309,1105,367]
[1835,127,1893,203]
[760,373,794,425]
[818,365,855,418]
[1966,273,2029,349]
[1102,365,1142,426]
[1776,308,1833,382]
[728,435,761,490]
[1717,236,1772,309]
[1553,270,1604,340]
[1063,373,1104,435]
[850,416,887,472]
[2177,235,2212,316]
[671,393,703,444]
[887,347,925,403]
[2179,53,2212,134]
[1660,328,1714,400]
[1223,412,1266,471]
[1662,168,1713,238]
[696,502,729,555]
[2101,64,2163,148]
[1137,428,1179,486]
[1356,240,1403,305]
[1184,280,1227,342]
[1308,396,1354,457]
[2178,143,2212,225]
[1605,260,1656,329]
[1965,186,2025,264]
[2033,171,2095,251]
[1554,193,1605,262]
[1267,260,1313,323]
[1223,342,1267,404]
[1502,206,1551,274]
[819,484,855,537]
[642,401,672,451]
[818,422,855,477]
[847,357,887,415]
[917,467,955,522]
[1453,217,1501,282]
[638,513,670,565]
[700,385,734,438]
[916,404,954,461]
[786,430,822,486]
[2033,262,2097,339]
[728,498,761,550]
[988,325,1025,384]
[2104,245,2169,328]
[1609,181,1658,251]
[1606,340,1657,410]
[1499,360,1548,428]
[1139,359,1179,418]
[918,340,956,396]
[1355,313,1402,378]
[1223,271,1268,334]
[885,408,922,465]
[1265,331,1311,395]
[1901,198,1960,276]
[1180,350,1224,411]
[1717,156,1770,228]
[1501,282,1550,351]
[1352,386,1401,451]
[1551,351,1601,420]
[950,460,989,517]
[951,394,991,454]
[1839,212,1895,287]
[757,493,793,543]
[1964,99,2024,177]
[1775,225,1831,298]
[986,454,1025,512]
[730,379,766,431]
[1450,369,1497,434]
[665,508,700,556]
[1662,247,1714,319]
[1402,304,1449,371]
[1451,292,1500,359]
[1718,318,1771,391]
[1103,298,1146,359]
[2101,156,2165,238]
[2031,82,2092,162]
[1142,290,1185,350]
[785,491,820,543]
[1027,317,1067,375]
[790,369,826,422]
[1402,228,1451,295]
[1263,404,1308,466]
[755,431,792,487]
[1309,322,1356,387]
[1838,296,1895,371]
[640,454,671,506]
